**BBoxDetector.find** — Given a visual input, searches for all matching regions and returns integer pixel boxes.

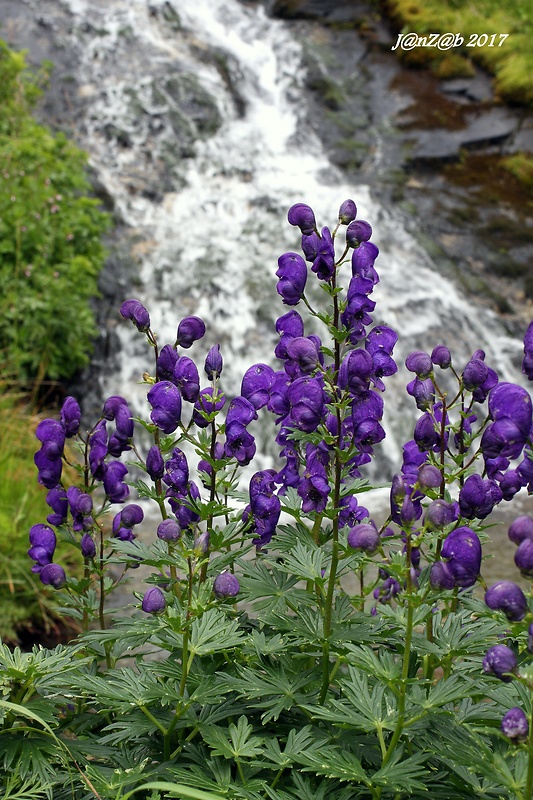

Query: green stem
[525,697,533,800]
[140,705,167,737]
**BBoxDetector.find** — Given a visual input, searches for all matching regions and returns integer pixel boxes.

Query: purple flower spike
[347,522,380,553]
[157,519,181,541]
[147,381,182,434]
[338,199,357,224]
[502,707,529,741]
[485,580,528,621]
[508,515,533,545]
[60,397,81,437]
[346,219,372,247]
[276,252,308,306]
[120,299,150,332]
[142,587,166,614]
[204,344,223,381]
[287,202,316,235]
[483,644,517,682]
[176,316,206,349]
[213,571,240,599]
[40,563,67,589]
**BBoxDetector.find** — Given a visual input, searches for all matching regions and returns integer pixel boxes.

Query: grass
[384,0,533,104]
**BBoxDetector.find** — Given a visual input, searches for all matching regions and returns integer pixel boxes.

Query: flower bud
[501,707,529,742]
[81,534,96,559]
[120,299,150,332]
[338,199,357,224]
[508,515,533,545]
[287,202,316,235]
[157,519,181,542]
[213,571,240,599]
[405,351,433,379]
[176,316,206,349]
[204,344,223,380]
[40,563,67,589]
[424,499,456,531]
[60,396,81,437]
[514,538,533,577]
[485,580,528,621]
[146,445,165,481]
[483,644,517,682]
[346,219,372,247]
[431,345,451,369]
[141,587,166,614]
[347,522,380,553]
[417,464,441,491]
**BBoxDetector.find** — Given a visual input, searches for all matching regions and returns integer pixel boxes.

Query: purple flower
[176,316,206,349]
[417,464,442,491]
[36,419,65,460]
[29,524,56,556]
[483,644,517,682]
[40,563,67,589]
[224,421,256,465]
[424,499,457,531]
[34,449,63,490]
[515,538,533,577]
[81,534,96,559]
[287,376,324,433]
[338,349,374,396]
[298,473,330,513]
[502,707,529,741]
[347,522,380,553]
[142,587,166,614]
[489,382,532,438]
[103,461,129,503]
[156,344,179,382]
[441,526,482,588]
[287,202,316,235]
[459,474,502,520]
[406,377,435,411]
[241,363,275,410]
[508,515,533,545]
[60,397,81,437]
[405,351,433,379]
[522,321,533,381]
[120,299,150,332]
[485,581,528,621]
[286,337,321,375]
[310,227,335,282]
[213,571,240,599]
[157,519,181,541]
[247,470,281,548]
[276,252,307,305]
[463,357,489,390]
[338,199,357,224]
[431,345,451,369]
[164,448,189,494]
[205,344,223,380]
[346,219,372,247]
[430,561,456,591]
[89,421,108,481]
[46,486,68,526]
[67,487,94,532]
[174,356,200,403]
[338,494,368,528]
[192,387,225,428]
[148,381,182,434]
[146,445,165,481]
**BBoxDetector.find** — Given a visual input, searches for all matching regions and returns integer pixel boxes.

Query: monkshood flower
[213,571,240,599]
[274,310,304,360]
[286,336,321,376]
[276,252,307,305]
[40,563,67,589]
[286,376,324,433]
[346,219,372,247]
[147,381,182,434]
[174,356,200,402]
[34,447,63,490]
[351,241,379,284]
[80,533,96,559]
[60,396,81,437]
[347,521,380,553]
[241,363,275,410]
[406,377,435,411]
[309,227,335,282]
[431,344,452,369]
[462,350,498,403]
[417,463,442,491]
[156,344,179,382]
[338,494,368,528]
[164,448,189,494]
[34,418,66,489]
[66,487,93,532]
[489,381,532,439]
[340,288,376,343]
[113,508,140,540]
[483,644,517,682]
[176,315,206,348]
[338,199,357,224]
[103,461,129,503]
[142,587,166,614]
[500,469,523,501]
[440,526,482,588]
[338,349,374,396]
[459,474,503,520]
[523,321,533,380]
[485,581,528,621]
[28,523,56,573]
[157,519,181,542]
[429,561,456,591]
[205,344,223,380]
[405,351,433,380]
[298,473,330,513]
[88,420,108,481]
[46,486,68,527]
[424,499,458,531]
[246,469,281,548]
[192,387,226,428]
[120,298,150,332]
[514,538,533,577]
[501,707,529,742]
[365,325,398,391]
[287,202,316,235]
[146,445,165,481]
[167,481,201,530]
[224,422,256,465]
[508,515,533,545]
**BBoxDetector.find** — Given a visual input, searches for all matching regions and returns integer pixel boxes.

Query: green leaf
[121,781,226,800]
[200,715,264,760]
[188,608,244,657]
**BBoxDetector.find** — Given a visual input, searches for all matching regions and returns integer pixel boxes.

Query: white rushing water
[54,0,525,470]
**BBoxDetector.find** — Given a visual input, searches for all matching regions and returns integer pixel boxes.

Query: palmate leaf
[218,666,319,722]
[343,645,402,685]
[121,782,226,800]
[199,715,264,761]
[370,749,428,793]
[239,559,311,616]
[261,726,315,769]
[274,541,327,583]
[296,743,370,787]
[188,608,244,657]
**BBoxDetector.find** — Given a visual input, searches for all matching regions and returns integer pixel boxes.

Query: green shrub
[0,40,111,385]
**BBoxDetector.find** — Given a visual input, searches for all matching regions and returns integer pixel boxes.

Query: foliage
[385,0,533,104]
[0,40,110,385]
[3,200,533,799]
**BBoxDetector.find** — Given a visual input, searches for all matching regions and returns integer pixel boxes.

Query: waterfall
[50,0,526,473]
